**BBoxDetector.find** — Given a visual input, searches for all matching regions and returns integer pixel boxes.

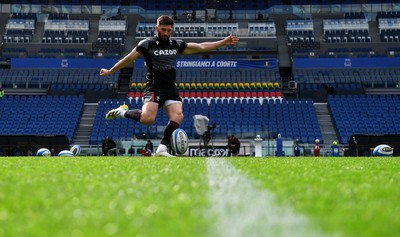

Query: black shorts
[143,89,182,109]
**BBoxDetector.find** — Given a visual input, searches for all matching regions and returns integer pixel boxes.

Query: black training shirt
[136,36,187,91]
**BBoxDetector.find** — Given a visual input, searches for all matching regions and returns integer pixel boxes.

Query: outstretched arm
[182,34,239,55]
[99,47,142,76]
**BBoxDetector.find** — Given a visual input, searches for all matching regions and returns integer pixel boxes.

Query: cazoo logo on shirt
[154,49,177,56]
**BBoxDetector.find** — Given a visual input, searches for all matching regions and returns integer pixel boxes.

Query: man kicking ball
[100,15,239,157]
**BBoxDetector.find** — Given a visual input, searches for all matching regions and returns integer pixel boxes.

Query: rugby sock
[156,144,168,153]
[124,109,142,122]
[160,120,180,146]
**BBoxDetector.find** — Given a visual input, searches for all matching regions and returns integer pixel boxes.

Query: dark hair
[157,15,174,27]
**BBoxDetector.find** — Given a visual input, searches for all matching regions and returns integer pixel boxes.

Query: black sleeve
[136,39,149,55]
[176,39,187,54]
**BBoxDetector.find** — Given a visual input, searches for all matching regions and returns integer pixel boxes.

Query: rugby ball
[58,150,74,157]
[171,128,189,155]
[70,144,81,156]
[372,144,393,156]
[37,148,51,156]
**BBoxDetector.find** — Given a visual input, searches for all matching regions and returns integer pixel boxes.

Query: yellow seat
[131,82,137,89]
[244,82,250,90]
[196,83,202,90]
[137,82,143,89]
[256,82,262,89]
[268,82,274,89]
[219,82,226,90]
[262,82,268,89]
[208,82,214,90]
[202,82,208,90]
[232,82,239,90]
[184,82,190,90]
[250,82,256,89]
[190,82,197,90]
[225,82,232,90]
[274,82,280,89]
[214,82,220,90]
[178,82,184,89]
[238,82,244,90]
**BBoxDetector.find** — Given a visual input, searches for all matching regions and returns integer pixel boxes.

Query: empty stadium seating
[324,18,371,43]
[96,20,126,53]
[294,67,400,88]
[328,94,400,144]
[248,21,276,37]
[2,1,400,151]
[129,67,282,100]
[7,0,397,6]
[286,18,314,43]
[3,13,36,43]
[377,12,400,42]
[0,95,84,143]
[89,97,322,145]
[42,19,89,44]
[0,68,119,91]
[136,21,240,38]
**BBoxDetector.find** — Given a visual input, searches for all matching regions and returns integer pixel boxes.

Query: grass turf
[230,157,400,237]
[0,156,399,237]
[0,157,211,237]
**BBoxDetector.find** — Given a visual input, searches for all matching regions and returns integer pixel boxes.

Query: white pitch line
[206,157,325,237]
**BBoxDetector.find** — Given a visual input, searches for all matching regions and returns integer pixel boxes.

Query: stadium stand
[94,19,126,53]
[136,21,240,38]
[0,68,118,91]
[294,67,400,89]
[42,19,89,44]
[377,11,400,42]
[328,94,400,144]
[0,95,84,143]
[324,18,371,43]
[3,13,36,43]
[1,0,400,156]
[89,97,321,145]
[248,21,276,37]
[286,18,314,43]
[97,20,126,45]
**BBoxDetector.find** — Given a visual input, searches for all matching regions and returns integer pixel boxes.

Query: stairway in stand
[314,103,339,146]
[74,103,98,155]
[116,67,133,98]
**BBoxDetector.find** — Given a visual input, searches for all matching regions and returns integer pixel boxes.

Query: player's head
[156,15,174,41]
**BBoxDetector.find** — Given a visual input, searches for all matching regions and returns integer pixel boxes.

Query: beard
[156,30,170,42]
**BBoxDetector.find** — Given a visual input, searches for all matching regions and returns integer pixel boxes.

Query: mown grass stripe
[206,157,324,237]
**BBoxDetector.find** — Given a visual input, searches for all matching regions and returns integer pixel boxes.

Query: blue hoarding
[11,58,119,69]
[134,59,277,69]
[294,57,400,69]
[11,58,277,69]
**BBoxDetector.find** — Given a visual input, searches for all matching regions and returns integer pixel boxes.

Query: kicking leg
[105,104,129,120]
[106,102,158,125]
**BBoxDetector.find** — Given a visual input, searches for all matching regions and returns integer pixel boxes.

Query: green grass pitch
[0,157,399,237]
